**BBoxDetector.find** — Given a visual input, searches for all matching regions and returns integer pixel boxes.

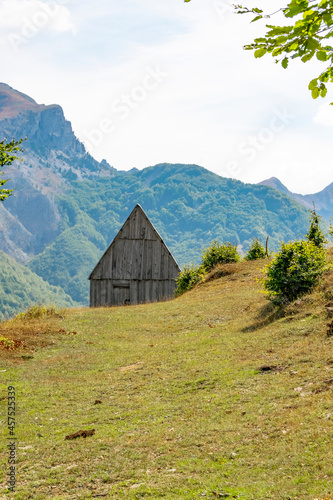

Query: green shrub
[262,240,328,304]
[306,206,327,248]
[175,265,204,296]
[245,238,267,260]
[15,305,56,320]
[201,240,240,271]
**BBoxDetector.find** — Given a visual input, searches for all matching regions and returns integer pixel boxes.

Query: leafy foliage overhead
[185,0,333,100]
[236,0,333,100]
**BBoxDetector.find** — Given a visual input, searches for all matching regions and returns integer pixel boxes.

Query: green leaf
[311,87,320,98]
[275,35,288,44]
[286,5,307,17]
[272,47,283,56]
[301,51,315,62]
[267,26,292,36]
[303,9,315,18]
[320,86,328,97]
[282,57,289,68]
[305,38,320,51]
[254,48,267,58]
[317,51,328,61]
[319,72,329,82]
[308,78,318,90]
[323,14,333,26]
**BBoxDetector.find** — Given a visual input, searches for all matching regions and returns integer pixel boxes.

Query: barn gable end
[89,204,180,307]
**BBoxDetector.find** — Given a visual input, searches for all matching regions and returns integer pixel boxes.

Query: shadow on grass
[241,301,286,332]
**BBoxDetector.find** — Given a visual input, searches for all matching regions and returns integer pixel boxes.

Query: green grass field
[0,259,332,499]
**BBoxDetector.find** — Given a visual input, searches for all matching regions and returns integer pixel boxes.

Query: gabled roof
[89,204,180,280]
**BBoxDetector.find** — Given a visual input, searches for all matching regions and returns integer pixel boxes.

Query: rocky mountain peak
[0,82,56,120]
[0,84,84,157]
[257,177,292,197]
[0,83,116,262]
[0,83,116,177]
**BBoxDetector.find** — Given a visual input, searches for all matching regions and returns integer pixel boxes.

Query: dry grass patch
[0,306,75,362]
[204,259,264,284]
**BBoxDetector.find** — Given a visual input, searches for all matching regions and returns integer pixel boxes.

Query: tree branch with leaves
[185,0,333,100]
[235,0,333,100]
[0,138,25,202]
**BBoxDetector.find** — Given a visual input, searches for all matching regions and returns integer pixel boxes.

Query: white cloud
[313,102,333,127]
[0,0,76,48]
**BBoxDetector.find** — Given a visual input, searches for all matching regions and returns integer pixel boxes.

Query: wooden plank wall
[89,205,180,307]
[91,238,179,280]
[90,279,177,307]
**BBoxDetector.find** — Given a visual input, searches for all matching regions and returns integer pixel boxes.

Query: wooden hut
[89,204,181,307]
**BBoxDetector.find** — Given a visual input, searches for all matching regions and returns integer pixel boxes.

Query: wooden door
[112,280,130,305]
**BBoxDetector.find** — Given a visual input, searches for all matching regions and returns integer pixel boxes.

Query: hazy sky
[0,0,332,194]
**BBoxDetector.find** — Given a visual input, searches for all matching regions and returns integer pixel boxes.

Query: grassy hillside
[1,257,332,499]
[0,251,77,320]
[27,163,311,304]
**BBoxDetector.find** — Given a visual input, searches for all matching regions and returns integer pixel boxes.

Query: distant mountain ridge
[258,177,333,220]
[0,83,325,314]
